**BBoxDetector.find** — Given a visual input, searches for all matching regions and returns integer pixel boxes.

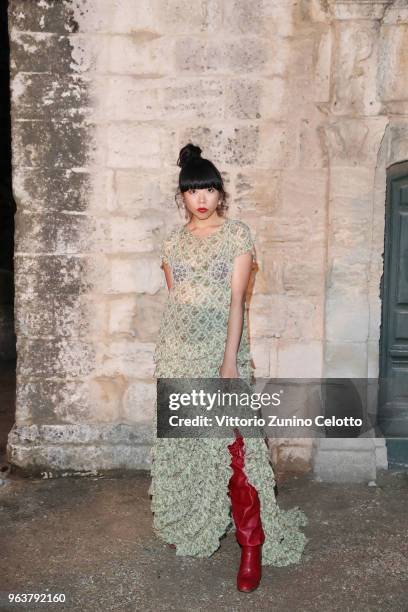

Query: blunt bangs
[179,158,223,193]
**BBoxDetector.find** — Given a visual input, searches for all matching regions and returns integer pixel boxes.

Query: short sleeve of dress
[231,221,256,262]
[159,235,171,267]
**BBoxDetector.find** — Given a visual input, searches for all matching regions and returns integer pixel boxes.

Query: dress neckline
[182,217,229,240]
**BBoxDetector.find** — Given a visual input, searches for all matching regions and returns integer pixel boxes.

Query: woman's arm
[162,262,173,292]
[220,251,253,378]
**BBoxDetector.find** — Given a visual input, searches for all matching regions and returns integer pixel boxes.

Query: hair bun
[177,143,202,169]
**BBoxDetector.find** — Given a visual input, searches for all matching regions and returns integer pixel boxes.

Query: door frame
[379,160,408,468]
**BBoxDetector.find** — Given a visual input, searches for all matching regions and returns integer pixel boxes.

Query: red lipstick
[197,207,208,212]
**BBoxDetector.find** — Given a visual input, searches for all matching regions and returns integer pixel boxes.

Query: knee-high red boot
[227,429,265,593]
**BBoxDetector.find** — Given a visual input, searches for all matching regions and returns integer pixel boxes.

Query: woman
[150,143,307,592]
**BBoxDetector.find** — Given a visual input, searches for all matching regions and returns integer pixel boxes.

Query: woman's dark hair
[175,143,228,217]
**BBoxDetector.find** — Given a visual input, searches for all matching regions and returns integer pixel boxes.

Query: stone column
[7,0,157,474]
[314,0,404,481]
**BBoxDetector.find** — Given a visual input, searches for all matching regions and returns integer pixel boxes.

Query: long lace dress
[150,217,308,565]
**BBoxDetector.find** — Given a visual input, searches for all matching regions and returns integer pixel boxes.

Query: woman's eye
[189,189,196,194]
[208,187,214,192]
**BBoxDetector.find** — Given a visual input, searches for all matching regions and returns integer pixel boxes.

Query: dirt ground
[0,467,407,612]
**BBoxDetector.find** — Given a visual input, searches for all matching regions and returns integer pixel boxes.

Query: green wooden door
[379,161,408,468]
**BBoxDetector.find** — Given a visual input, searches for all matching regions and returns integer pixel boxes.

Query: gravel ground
[0,467,407,611]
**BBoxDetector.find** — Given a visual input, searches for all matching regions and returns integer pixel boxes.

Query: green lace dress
[150,217,308,566]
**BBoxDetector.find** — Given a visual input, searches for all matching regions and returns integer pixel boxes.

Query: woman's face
[182,187,221,220]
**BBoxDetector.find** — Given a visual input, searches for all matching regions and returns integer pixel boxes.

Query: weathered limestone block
[330,199,372,252]
[10,32,77,73]
[108,294,164,341]
[96,76,161,122]
[331,184,372,226]
[11,72,91,122]
[383,1,408,25]
[256,121,298,169]
[268,339,279,377]
[257,216,317,244]
[9,0,80,33]
[250,294,322,340]
[314,30,332,102]
[325,342,368,377]
[13,119,89,168]
[277,341,323,377]
[110,257,163,294]
[269,439,315,475]
[14,212,94,255]
[75,0,157,33]
[181,125,260,167]
[13,168,92,214]
[0,264,16,360]
[323,117,389,167]
[97,340,155,378]
[378,24,408,103]
[367,340,381,378]
[97,75,229,122]
[329,260,370,289]
[154,0,223,34]
[261,0,295,36]
[122,380,156,422]
[17,337,96,379]
[281,246,325,296]
[17,377,123,425]
[330,239,372,271]
[248,338,270,377]
[108,34,174,75]
[7,423,153,475]
[330,21,382,116]
[314,438,377,483]
[162,78,224,121]
[106,124,175,169]
[330,0,391,21]
[307,0,331,23]
[386,121,408,165]
[374,436,388,470]
[109,169,179,217]
[297,113,329,169]
[254,251,282,295]
[276,168,327,241]
[108,296,138,337]
[14,256,91,340]
[67,0,222,35]
[222,0,263,34]
[14,255,90,299]
[250,295,285,338]
[258,77,287,121]
[16,292,102,340]
[174,36,267,74]
[225,78,263,121]
[101,215,163,254]
[234,169,281,214]
[326,294,369,343]
[330,166,375,198]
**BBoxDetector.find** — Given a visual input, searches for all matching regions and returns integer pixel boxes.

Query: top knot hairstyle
[175,143,228,217]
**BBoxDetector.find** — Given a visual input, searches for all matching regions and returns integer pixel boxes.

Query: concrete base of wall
[313,437,388,483]
[7,423,154,477]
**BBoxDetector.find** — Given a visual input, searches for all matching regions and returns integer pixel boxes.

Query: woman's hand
[219,361,239,378]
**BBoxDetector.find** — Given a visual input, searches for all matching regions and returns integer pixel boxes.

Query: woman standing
[150,143,307,592]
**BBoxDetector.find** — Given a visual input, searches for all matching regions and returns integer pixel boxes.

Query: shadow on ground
[0,469,407,611]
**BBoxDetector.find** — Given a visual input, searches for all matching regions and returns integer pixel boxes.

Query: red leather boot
[227,429,265,593]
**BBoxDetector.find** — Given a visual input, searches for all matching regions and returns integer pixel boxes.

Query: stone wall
[7,0,408,480]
